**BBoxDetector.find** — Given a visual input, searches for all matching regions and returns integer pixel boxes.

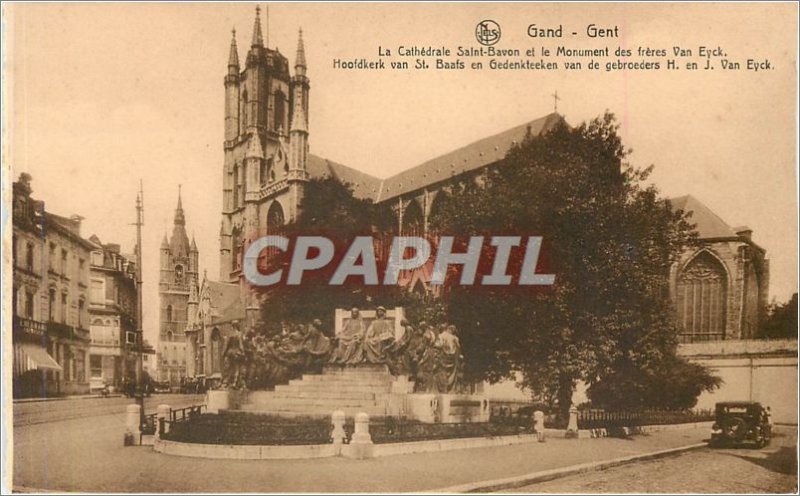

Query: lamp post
[134,182,145,435]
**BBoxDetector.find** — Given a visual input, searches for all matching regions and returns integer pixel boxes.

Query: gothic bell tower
[219,6,311,287]
[158,187,199,384]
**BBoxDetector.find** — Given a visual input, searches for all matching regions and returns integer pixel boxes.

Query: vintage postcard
[3,2,798,493]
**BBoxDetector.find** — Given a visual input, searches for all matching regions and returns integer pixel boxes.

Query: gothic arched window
[210,328,222,374]
[402,200,424,236]
[174,264,184,284]
[274,90,286,132]
[240,89,248,132]
[232,164,240,208]
[166,305,173,323]
[676,251,728,343]
[231,228,242,271]
[267,202,285,232]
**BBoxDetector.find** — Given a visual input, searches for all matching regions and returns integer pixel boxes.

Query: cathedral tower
[220,6,311,295]
[158,188,199,384]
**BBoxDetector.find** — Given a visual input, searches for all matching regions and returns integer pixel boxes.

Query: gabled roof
[307,154,383,200]
[378,112,565,201]
[667,195,738,239]
[202,280,241,322]
[306,112,565,203]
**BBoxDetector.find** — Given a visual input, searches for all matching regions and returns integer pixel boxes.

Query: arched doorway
[676,251,728,342]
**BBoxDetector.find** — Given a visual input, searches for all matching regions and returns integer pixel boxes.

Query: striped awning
[15,343,62,374]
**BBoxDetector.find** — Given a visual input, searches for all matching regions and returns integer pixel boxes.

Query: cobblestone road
[509,427,797,493]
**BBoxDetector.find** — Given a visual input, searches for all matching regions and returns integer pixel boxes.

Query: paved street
[13,400,794,494]
[13,394,204,427]
[509,427,798,494]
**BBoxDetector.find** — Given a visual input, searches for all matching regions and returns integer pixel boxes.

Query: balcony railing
[47,321,91,342]
[13,316,46,339]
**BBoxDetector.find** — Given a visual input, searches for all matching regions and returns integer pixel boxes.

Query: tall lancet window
[240,89,248,133]
[676,251,728,343]
[232,164,240,208]
[274,90,286,132]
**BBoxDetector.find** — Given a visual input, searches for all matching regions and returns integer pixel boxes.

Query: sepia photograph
[2,2,798,493]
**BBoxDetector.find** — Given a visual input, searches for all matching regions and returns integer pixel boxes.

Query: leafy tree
[760,293,799,339]
[256,176,406,335]
[431,112,717,417]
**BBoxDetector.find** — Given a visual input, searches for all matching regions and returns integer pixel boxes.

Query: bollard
[344,412,374,459]
[565,406,579,438]
[125,404,141,446]
[533,410,546,442]
[156,404,171,437]
[331,410,346,445]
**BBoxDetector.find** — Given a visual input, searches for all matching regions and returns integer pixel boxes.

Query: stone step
[240,399,387,409]
[322,365,389,374]
[247,405,390,416]
[300,373,394,382]
[251,395,386,405]
[237,406,388,418]
[287,380,392,389]
[274,386,391,396]
[270,391,379,401]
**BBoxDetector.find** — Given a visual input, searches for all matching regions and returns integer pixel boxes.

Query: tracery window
[676,251,727,343]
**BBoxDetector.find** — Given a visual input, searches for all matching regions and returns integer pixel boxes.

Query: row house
[12,173,94,397]
[86,235,145,390]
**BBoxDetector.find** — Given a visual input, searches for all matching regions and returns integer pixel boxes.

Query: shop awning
[16,343,62,372]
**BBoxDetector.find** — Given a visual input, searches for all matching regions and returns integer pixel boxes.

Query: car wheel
[723,416,747,442]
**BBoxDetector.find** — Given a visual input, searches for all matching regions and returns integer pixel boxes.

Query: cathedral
[182,7,770,386]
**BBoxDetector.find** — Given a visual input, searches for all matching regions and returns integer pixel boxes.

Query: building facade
[185,9,772,381]
[668,195,770,342]
[158,190,199,385]
[12,173,94,397]
[86,235,139,390]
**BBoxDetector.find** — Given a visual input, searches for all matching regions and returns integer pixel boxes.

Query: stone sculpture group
[221,306,466,394]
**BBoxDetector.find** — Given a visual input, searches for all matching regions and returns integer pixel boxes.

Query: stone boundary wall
[152,422,709,459]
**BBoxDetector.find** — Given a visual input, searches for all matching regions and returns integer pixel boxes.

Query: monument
[205,306,489,423]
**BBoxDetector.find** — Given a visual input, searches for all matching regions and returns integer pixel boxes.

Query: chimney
[734,226,753,241]
[69,215,85,236]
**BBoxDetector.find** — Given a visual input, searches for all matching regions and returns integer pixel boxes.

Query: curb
[13,394,124,404]
[428,442,707,493]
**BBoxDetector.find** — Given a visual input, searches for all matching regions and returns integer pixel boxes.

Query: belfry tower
[219,6,311,297]
[158,188,199,384]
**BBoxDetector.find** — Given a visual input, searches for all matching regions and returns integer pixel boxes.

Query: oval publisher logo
[475,20,501,46]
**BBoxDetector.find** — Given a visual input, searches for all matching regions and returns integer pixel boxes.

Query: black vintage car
[710,401,771,448]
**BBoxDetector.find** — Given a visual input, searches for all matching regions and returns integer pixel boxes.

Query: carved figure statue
[434,325,465,393]
[303,319,332,373]
[363,306,396,364]
[222,322,247,389]
[329,307,366,365]
[386,320,414,376]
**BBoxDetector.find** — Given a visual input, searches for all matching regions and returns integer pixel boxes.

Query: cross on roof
[552,90,561,112]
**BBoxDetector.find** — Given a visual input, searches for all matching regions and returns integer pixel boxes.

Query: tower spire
[251,5,264,47]
[174,185,185,226]
[295,27,307,76]
[228,28,239,70]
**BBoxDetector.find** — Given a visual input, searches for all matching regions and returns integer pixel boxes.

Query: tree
[257,177,396,334]
[432,112,717,417]
[760,293,798,339]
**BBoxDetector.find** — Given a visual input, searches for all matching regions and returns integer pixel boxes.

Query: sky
[5,2,798,347]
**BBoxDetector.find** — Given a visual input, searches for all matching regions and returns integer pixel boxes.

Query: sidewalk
[13,418,711,493]
[13,393,124,403]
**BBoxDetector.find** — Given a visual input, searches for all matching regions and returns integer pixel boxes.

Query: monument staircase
[239,365,404,418]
